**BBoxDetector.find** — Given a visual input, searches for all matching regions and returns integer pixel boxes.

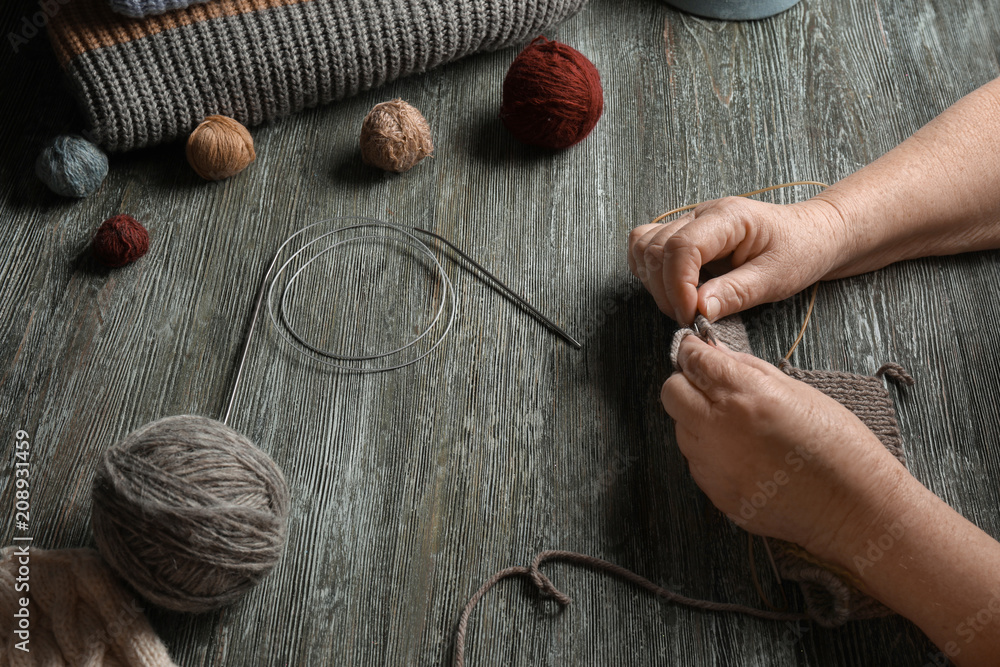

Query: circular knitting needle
[412,227,582,349]
[223,217,579,423]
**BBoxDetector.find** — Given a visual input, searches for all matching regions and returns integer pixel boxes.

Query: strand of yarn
[747,533,789,612]
[875,362,915,385]
[454,550,809,667]
[783,281,819,361]
[650,180,830,225]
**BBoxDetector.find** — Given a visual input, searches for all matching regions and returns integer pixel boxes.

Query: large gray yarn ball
[35,135,109,198]
[92,415,291,613]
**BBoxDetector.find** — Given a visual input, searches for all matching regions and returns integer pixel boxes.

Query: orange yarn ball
[186,115,256,181]
[359,99,434,173]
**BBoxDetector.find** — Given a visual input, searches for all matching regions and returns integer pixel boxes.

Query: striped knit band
[48,0,588,151]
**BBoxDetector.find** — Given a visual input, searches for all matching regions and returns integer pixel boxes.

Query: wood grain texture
[2,0,999,664]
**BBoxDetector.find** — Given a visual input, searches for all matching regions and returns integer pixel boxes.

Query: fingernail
[704,297,720,320]
[674,308,685,324]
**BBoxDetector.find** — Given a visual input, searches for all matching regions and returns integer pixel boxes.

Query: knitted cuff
[108,0,211,18]
[47,0,589,152]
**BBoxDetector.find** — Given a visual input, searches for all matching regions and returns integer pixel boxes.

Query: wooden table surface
[3,0,1000,664]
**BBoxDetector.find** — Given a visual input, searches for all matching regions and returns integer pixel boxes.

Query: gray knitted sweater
[47,0,589,151]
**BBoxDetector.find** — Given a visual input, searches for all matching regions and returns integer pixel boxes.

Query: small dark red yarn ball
[92,214,149,268]
[500,36,603,150]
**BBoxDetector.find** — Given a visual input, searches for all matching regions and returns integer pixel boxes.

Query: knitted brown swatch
[670,314,914,627]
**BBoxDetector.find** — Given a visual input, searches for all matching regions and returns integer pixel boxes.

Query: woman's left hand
[661,335,913,563]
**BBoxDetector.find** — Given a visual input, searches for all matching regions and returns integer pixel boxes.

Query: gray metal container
[664,0,802,20]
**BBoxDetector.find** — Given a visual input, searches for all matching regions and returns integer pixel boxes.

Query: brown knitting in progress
[674,314,915,626]
[454,313,915,662]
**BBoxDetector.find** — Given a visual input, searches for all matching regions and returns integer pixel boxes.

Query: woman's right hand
[627,196,853,324]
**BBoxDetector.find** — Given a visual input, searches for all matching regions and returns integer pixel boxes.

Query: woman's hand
[627,197,850,325]
[630,78,1000,327]
[661,335,912,561]
[663,335,1000,664]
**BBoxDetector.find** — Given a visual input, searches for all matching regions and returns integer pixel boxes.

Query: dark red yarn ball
[92,214,149,268]
[500,36,603,150]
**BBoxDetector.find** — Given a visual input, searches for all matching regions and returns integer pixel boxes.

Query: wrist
[803,459,922,575]
[789,195,866,280]
[803,176,938,279]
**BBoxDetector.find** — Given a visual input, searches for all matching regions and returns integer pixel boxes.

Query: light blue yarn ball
[35,135,109,198]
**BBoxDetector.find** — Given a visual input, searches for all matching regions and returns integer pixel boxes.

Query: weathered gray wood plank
[2,0,999,664]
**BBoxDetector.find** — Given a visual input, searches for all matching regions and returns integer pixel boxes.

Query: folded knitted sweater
[48,0,588,151]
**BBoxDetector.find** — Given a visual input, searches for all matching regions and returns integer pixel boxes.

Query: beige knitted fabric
[670,315,913,627]
[0,547,176,667]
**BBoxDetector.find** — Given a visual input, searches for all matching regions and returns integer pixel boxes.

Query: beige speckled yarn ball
[91,414,290,613]
[186,115,256,181]
[359,99,433,173]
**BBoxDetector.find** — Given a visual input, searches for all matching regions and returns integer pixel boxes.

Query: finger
[675,335,761,402]
[697,256,783,322]
[628,224,662,278]
[711,340,786,379]
[629,213,695,282]
[632,213,700,323]
[660,370,710,424]
[626,223,654,277]
[660,212,752,324]
[630,220,694,319]
[632,213,693,247]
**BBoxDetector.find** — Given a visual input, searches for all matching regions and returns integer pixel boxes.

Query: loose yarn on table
[0,547,176,666]
[92,214,149,267]
[454,549,809,667]
[35,135,108,198]
[359,100,433,173]
[92,415,290,613]
[501,36,603,149]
